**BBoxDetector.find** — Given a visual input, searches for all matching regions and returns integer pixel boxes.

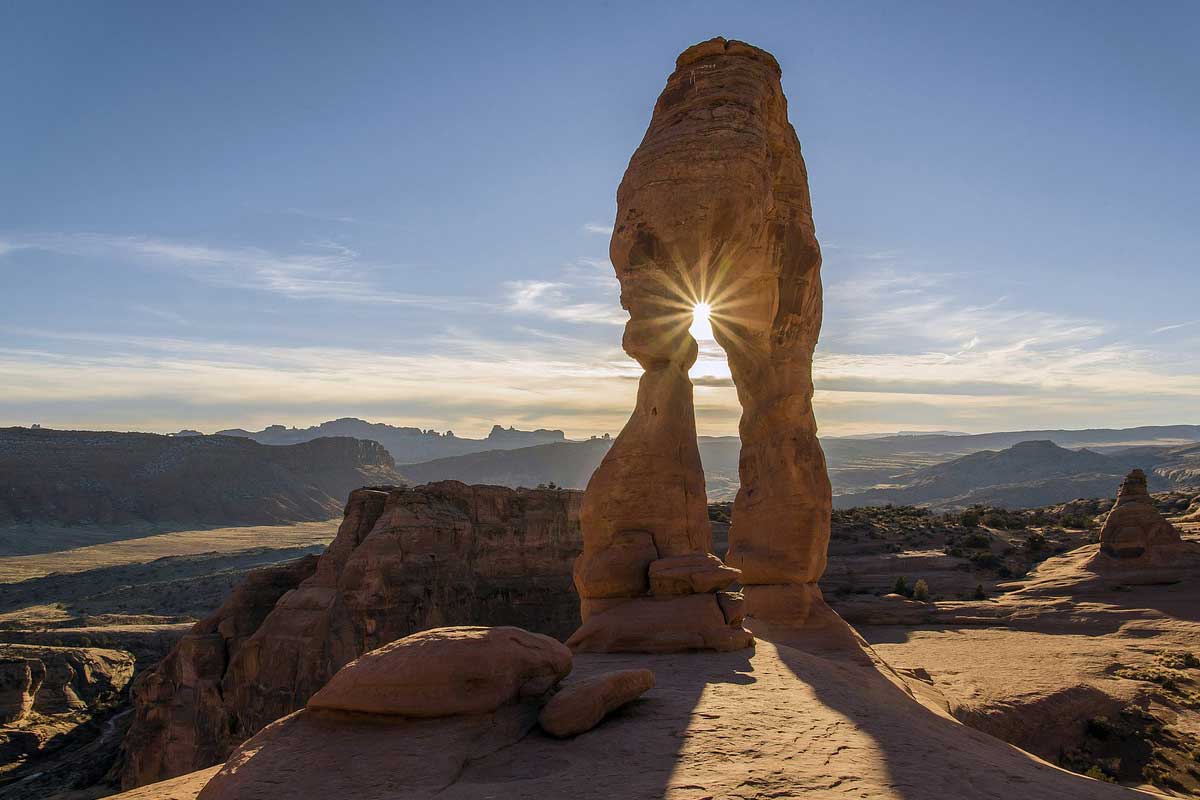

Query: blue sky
[2,1,1198,437]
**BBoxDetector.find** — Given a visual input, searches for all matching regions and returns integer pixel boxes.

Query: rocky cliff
[117,481,581,788]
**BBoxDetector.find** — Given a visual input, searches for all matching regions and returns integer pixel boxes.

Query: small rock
[539,669,655,737]
[648,553,741,595]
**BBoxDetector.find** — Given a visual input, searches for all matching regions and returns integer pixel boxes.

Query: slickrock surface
[118,482,581,789]
[1099,469,1184,560]
[307,626,572,717]
[538,667,655,738]
[117,603,1146,800]
[855,531,1200,794]
[573,35,830,651]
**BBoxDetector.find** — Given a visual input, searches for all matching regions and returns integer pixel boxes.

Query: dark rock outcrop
[0,644,133,719]
[0,427,402,536]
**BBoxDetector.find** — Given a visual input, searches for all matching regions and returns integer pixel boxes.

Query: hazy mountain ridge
[833,439,1200,510]
[215,418,566,464]
[393,427,1200,507]
[0,427,402,546]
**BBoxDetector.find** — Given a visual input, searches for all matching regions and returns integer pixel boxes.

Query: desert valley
[3,7,1199,800]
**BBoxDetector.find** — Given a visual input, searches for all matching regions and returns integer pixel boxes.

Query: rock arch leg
[567,37,831,651]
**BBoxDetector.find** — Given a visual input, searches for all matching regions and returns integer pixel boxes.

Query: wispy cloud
[505,279,626,325]
[131,304,189,326]
[0,232,463,307]
[582,222,613,236]
[1152,319,1200,335]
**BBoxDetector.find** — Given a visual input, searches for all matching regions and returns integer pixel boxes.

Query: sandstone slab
[538,668,654,738]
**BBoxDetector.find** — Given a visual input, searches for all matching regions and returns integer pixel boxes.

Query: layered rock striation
[1098,469,1185,561]
[118,482,582,789]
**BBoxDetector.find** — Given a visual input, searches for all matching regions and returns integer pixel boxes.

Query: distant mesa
[216,417,566,464]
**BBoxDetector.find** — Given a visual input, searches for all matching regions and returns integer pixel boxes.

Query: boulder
[538,668,655,738]
[307,626,572,717]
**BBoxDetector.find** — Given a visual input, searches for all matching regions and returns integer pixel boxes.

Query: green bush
[892,576,910,597]
[960,531,992,549]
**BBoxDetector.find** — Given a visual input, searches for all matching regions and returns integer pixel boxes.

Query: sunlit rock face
[570,37,831,650]
[1099,469,1183,560]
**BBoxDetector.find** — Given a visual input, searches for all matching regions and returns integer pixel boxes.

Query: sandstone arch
[567,37,831,653]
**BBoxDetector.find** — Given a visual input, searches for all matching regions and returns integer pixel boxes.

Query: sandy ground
[0,521,338,584]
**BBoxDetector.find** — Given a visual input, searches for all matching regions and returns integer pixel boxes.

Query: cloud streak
[1,232,466,308]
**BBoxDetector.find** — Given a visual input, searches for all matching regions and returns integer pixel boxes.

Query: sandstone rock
[307,626,571,717]
[0,644,132,716]
[716,590,746,625]
[538,668,654,738]
[1099,469,1183,560]
[0,659,39,725]
[570,37,829,649]
[648,553,740,595]
[120,482,582,789]
[119,553,319,789]
[573,529,657,599]
[196,701,540,800]
[182,628,1139,800]
[566,594,753,653]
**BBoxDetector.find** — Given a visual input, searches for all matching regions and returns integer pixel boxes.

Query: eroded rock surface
[0,659,39,725]
[119,482,581,789]
[0,644,132,716]
[572,36,830,649]
[1098,469,1184,560]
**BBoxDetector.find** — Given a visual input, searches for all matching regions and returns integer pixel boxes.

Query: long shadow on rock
[762,603,1148,800]
[197,649,755,800]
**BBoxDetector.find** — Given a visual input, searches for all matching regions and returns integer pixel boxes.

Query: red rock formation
[0,659,39,725]
[570,37,830,649]
[118,482,582,789]
[1099,469,1184,560]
